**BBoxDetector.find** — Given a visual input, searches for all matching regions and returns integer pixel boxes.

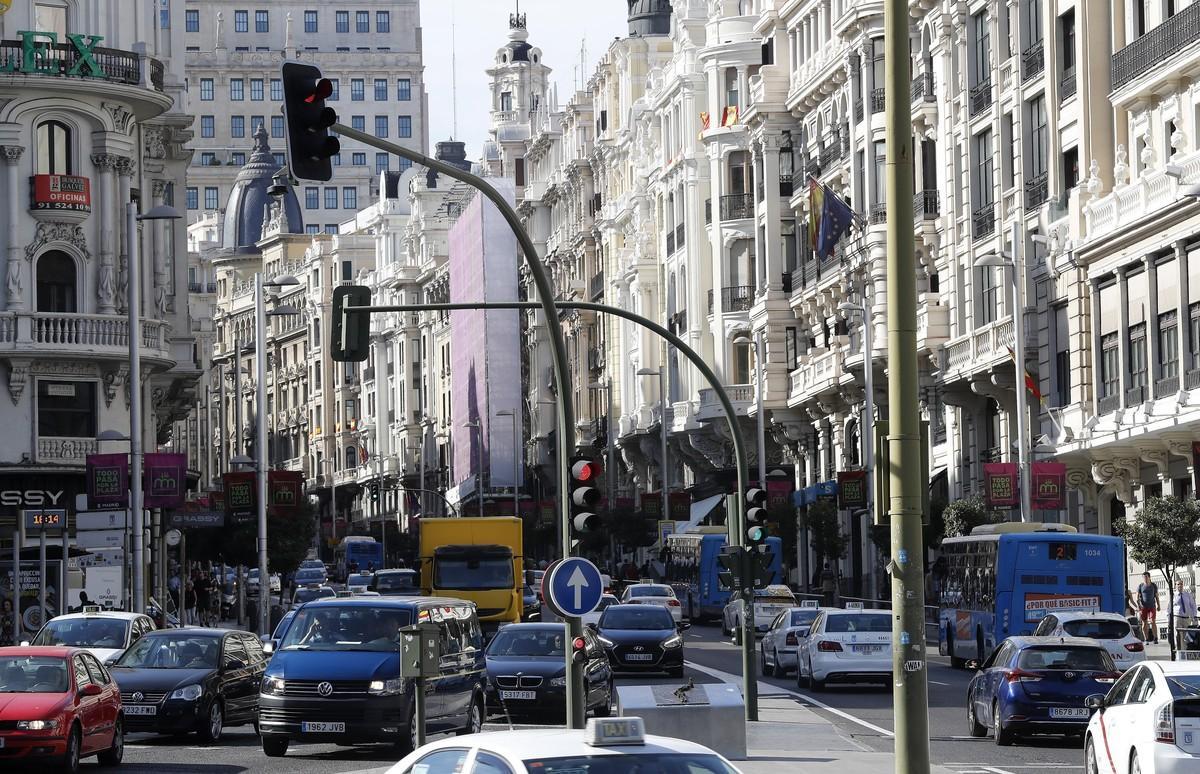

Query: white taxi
[386,717,741,774]
[760,600,833,676]
[796,605,892,691]
[722,585,797,637]
[28,607,156,663]
[1033,611,1146,669]
[620,583,683,623]
[1083,661,1200,774]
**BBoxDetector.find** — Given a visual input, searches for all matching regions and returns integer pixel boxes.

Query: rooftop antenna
[451,0,458,138]
[580,38,587,92]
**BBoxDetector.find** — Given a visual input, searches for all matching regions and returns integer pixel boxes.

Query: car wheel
[760,645,770,677]
[58,725,81,774]
[457,693,484,736]
[966,701,986,738]
[811,674,826,691]
[261,735,289,757]
[198,699,224,743]
[1130,751,1141,774]
[946,629,966,669]
[395,698,419,755]
[97,719,124,766]
[772,649,784,678]
[993,700,1013,746]
[1083,737,1099,774]
[721,616,730,637]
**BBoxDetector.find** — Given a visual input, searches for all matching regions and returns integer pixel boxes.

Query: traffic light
[717,550,739,592]
[331,284,371,362]
[370,482,380,503]
[745,487,768,546]
[281,61,340,181]
[570,635,588,665]
[569,456,603,534]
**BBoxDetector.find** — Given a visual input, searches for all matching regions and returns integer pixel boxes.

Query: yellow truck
[418,516,523,629]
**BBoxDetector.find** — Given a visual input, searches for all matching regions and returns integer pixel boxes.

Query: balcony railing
[914,190,939,219]
[719,193,753,221]
[1021,42,1045,81]
[1188,368,1200,391]
[1060,67,1077,101]
[1024,172,1049,208]
[911,72,934,103]
[969,81,993,117]
[1155,374,1180,398]
[721,285,753,313]
[854,100,864,123]
[972,205,996,239]
[704,199,712,225]
[870,87,886,114]
[589,270,605,301]
[1098,393,1122,415]
[1126,385,1148,406]
[868,203,887,225]
[675,223,685,250]
[666,231,676,255]
[0,38,165,91]
[36,436,97,464]
[1112,1,1200,89]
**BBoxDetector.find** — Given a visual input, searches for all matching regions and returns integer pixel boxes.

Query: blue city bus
[664,530,784,621]
[335,536,384,580]
[937,523,1125,667]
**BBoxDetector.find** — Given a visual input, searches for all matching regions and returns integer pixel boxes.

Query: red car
[0,646,124,772]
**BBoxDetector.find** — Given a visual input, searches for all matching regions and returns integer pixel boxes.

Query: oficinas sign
[0,31,107,78]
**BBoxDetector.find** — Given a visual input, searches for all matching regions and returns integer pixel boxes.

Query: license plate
[301,721,345,733]
[1050,708,1089,719]
[124,705,156,716]
[625,653,654,662]
[500,690,537,700]
[852,644,883,654]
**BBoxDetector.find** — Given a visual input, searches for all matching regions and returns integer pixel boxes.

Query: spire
[509,0,526,31]
[215,10,226,50]
[284,12,295,55]
[250,122,271,162]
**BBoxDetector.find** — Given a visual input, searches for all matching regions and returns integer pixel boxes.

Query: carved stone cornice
[4,358,31,405]
[90,153,123,172]
[113,156,137,178]
[0,145,24,164]
[25,222,91,262]
[1092,457,1140,504]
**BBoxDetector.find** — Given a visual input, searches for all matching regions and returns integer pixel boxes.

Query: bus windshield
[279,606,412,651]
[434,556,513,590]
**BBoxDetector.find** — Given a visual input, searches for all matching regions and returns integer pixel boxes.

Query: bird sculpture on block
[673,677,696,704]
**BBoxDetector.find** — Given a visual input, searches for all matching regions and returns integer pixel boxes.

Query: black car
[484,623,612,720]
[592,605,687,677]
[109,628,267,742]
[368,569,419,596]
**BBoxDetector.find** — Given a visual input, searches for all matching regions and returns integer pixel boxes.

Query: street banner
[86,453,128,510]
[1031,462,1067,510]
[837,471,868,510]
[268,470,303,514]
[143,453,186,508]
[984,462,1019,508]
[223,471,256,525]
[766,478,793,510]
[669,492,690,520]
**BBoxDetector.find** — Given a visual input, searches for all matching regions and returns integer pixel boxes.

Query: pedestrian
[1175,577,1198,651]
[184,581,197,626]
[1137,571,1160,643]
[820,563,837,607]
[194,572,212,626]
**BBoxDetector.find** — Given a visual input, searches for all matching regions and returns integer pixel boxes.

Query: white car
[29,608,156,663]
[722,585,797,637]
[1083,661,1200,774]
[1034,611,1147,669]
[386,717,741,774]
[796,608,893,690]
[760,602,833,677]
[620,583,682,623]
[247,569,283,593]
[582,594,619,628]
[346,572,373,594]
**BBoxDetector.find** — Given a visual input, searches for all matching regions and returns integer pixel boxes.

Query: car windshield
[347,574,372,586]
[279,606,413,651]
[1167,675,1200,698]
[33,618,129,648]
[599,606,674,631]
[300,560,323,570]
[116,634,221,669]
[0,656,69,693]
[374,572,417,592]
[789,610,819,627]
[1062,619,1131,640]
[522,754,738,773]
[1016,646,1114,671]
[629,585,673,598]
[434,557,513,591]
[825,614,891,633]
[487,628,564,657]
[272,612,295,640]
[294,587,336,604]
[296,570,324,582]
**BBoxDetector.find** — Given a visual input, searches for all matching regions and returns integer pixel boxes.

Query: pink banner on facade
[86,453,128,510]
[143,453,186,508]
[1031,462,1067,511]
[983,462,1019,508]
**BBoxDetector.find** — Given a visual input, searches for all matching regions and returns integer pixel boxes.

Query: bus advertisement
[664,530,784,621]
[936,523,1125,667]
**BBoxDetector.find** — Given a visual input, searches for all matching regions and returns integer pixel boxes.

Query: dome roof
[628,0,672,36]
[221,123,304,250]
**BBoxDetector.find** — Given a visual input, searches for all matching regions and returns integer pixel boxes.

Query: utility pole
[883,0,931,771]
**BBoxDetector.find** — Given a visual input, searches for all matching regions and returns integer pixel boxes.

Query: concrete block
[616,682,747,760]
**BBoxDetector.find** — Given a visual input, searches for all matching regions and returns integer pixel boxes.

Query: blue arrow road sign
[546,557,603,618]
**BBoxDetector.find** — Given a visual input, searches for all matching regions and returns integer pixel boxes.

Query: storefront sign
[30,174,90,212]
[86,453,128,510]
[1031,462,1067,511]
[166,510,225,529]
[984,462,1019,508]
[223,472,256,525]
[0,30,106,78]
[837,471,868,510]
[268,471,303,514]
[0,489,65,507]
[143,453,186,508]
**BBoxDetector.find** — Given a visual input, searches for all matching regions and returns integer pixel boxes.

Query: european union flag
[815,183,855,259]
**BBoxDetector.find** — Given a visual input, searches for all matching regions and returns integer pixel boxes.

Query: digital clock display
[23,509,66,531]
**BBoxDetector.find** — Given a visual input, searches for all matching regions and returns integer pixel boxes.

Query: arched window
[36,120,72,175]
[36,251,77,312]
[345,445,357,469]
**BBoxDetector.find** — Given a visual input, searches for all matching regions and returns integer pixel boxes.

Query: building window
[1060,9,1076,74]
[186,187,198,210]
[374,79,387,101]
[324,187,338,209]
[305,187,319,209]
[255,10,268,33]
[398,115,412,138]
[271,115,284,138]
[351,115,365,132]
[374,116,388,137]
[1100,332,1120,399]
[250,115,265,134]
[500,92,512,113]
[335,10,349,32]
[35,120,71,175]
[979,267,999,325]
[1160,310,1179,382]
[37,381,96,438]
[230,79,244,101]
[1028,96,1047,178]
[234,10,248,33]
[328,79,340,101]
[375,153,388,173]
[230,116,245,138]
[351,79,364,101]
[973,129,994,211]
[343,187,357,210]
[397,157,412,172]
[199,151,216,166]
[1062,146,1080,190]
[36,251,76,313]
[351,152,366,166]
[250,78,264,101]
[356,10,369,32]
[231,152,245,166]
[1129,322,1148,396]
[304,10,317,32]
[200,116,214,138]
[972,10,990,85]
[273,152,285,166]
[724,67,739,110]
[204,187,219,209]
[376,10,390,32]
[325,224,338,235]
[270,78,282,100]
[199,78,214,101]
[397,78,411,101]
[306,224,320,235]
[185,9,200,32]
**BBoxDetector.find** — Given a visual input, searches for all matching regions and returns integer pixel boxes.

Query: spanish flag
[1007,346,1044,403]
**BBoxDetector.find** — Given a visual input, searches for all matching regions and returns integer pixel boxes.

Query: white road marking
[685,659,896,738]
[929,680,950,686]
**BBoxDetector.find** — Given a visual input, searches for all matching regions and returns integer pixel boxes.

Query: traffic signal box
[281,62,340,181]
[331,285,371,362]
[717,545,774,593]
[745,487,768,547]
[569,456,603,536]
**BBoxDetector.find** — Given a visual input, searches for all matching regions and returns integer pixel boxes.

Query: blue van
[257,597,485,757]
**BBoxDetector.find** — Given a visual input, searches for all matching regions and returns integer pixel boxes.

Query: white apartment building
[182,0,429,232]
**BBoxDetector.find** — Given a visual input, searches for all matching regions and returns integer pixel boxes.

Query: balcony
[972,205,996,240]
[818,139,845,171]
[911,72,934,103]
[719,194,753,221]
[666,231,676,255]
[708,285,753,314]
[1154,374,1179,399]
[969,81,993,117]
[788,349,845,404]
[1126,385,1148,406]
[1060,67,1077,101]
[914,190,939,220]
[941,317,1025,381]
[589,270,605,301]
[868,203,887,225]
[362,366,375,382]
[0,37,165,92]
[1188,368,1200,391]
[1021,42,1045,81]
[35,436,98,464]
[1098,393,1121,415]
[0,312,171,361]
[870,87,886,114]
[1112,1,1200,89]
[1024,172,1049,209]
[697,384,754,420]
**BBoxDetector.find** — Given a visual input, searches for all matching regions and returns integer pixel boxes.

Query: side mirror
[80,683,104,697]
[262,642,275,655]
[965,660,980,671]
[104,657,117,666]
[1085,694,1106,712]
[677,621,691,631]
[586,622,598,632]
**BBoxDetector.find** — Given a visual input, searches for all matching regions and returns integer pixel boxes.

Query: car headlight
[261,676,284,696]
[661,635,683,649]
[169,684,204,701]
[549,676,567,687]
[16,719,58,731]
[597,636,616,648]
[368,677,406,695]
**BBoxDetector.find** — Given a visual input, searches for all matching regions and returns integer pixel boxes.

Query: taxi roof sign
[799,600,820,609]
[81,605,102,614]
[585,717,645,747]
[844,601,864,610]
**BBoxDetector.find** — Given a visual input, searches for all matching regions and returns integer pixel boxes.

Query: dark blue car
[966,635,1119,745]
[257,597,485,758]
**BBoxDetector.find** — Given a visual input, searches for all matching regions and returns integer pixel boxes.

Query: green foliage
[941,495,1005,538]
[178,500,317,576]
[800,499,847,565]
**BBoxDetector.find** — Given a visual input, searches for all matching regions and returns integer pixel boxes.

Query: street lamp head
[732,334,753,347]
[96,429,131,442]
[973,253,1013,268]
[836,301,864,315]
[137,204,182,221]
[495,409,517,417]
[635,368,660,376]
[265,274,300,288]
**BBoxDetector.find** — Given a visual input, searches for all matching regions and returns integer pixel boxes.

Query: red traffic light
[571,635,588,664]
[571,458,602,482]
[572,636,586,651]
[306,77,334,103]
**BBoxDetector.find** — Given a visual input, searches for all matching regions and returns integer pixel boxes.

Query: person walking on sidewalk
[1175,577,1198,651]
[1137,572,1160,643]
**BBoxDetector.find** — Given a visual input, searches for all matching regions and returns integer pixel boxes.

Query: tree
[941,495,1004,539]
[1114,496,1200,660]
[799,499,847,579]
[184,500,317,577]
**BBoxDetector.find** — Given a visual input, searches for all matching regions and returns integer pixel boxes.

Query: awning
[676,494,725,532]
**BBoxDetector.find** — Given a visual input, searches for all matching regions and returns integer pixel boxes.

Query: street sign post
[544,557,603,619]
